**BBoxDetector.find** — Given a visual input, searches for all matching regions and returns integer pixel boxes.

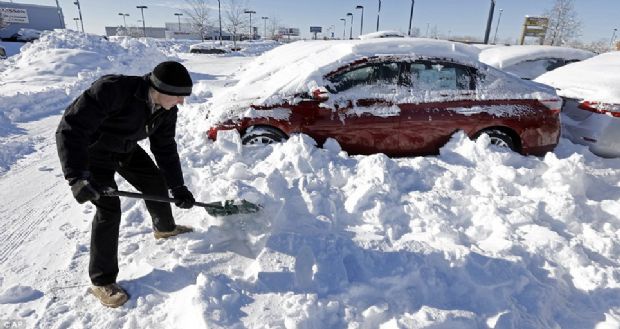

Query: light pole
[261,16,268,39]
[408,0,415,36]
[217,0,223,45]
[73,17,80,31]
[54,0,64,28]
[136,5,147,37]
[347,12,353,39]
[376,0,381,31]
[492,8,503,44]
[118,13,129,29]
[355,5,364,36]
[244,10,256,40]
[611,28,618,49]
[425,22,429,37]
[174,13,183,31]
[483,0,496,44]
[73,0,84,33]
[340,18,346,40]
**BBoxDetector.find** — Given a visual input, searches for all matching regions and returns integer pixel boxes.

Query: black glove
[170,186,195,209]
[70,178,100,204]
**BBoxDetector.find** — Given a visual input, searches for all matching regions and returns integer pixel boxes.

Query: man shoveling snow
[55,61,196,307]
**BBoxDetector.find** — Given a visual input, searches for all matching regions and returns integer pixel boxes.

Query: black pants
[88,146,176,286]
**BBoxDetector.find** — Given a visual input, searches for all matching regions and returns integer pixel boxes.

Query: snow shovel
[101,189,261,217]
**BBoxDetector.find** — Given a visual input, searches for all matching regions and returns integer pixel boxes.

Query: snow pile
[0,29,167,122]
[535,51,620,103]
[143,123,620,328]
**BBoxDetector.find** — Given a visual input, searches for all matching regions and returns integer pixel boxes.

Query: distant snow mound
[8,29,167,78]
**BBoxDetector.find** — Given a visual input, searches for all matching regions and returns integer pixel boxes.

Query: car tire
[475,129,517,152]
[241,126,287,145]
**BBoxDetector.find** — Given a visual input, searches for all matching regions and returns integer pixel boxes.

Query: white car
[479,45,594,80]
[535,51,620,158]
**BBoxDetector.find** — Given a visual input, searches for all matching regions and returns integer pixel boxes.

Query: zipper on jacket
[145,108,166,134]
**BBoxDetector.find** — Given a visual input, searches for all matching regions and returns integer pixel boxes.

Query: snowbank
[0,30,167,121]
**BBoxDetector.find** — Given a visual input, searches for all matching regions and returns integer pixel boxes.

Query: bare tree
[183,0,210,41]
[544,0,581,46]
[225,0,248,47]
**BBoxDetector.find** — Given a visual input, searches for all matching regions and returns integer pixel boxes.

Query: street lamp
[244,10,256,40]
[611,28,618,49]
[54,0,64,28]
[492,8,503,44]
[346,12,353,39]
[73,17,80,31]
[408,0,415,36]
[174,13,183,31]
[355,5,364,36]
[340,18,346,40]
[136,5,147,37]
[217,0,223,45]
[118,13,129,29]
[73,0,84,33]
[261,16,268,39]
[483,0,496,44]
[376,0,381,31]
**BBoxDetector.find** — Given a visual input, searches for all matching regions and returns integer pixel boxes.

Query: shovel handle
[102,189,261,216]
[103,189,214,209]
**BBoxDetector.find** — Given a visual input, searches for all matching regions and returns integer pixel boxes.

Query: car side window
[405,61,475,91]
[328,62,401,92]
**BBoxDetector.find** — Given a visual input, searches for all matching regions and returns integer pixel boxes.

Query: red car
[207,39,561,156]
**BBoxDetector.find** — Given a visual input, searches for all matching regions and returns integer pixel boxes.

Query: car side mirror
[311,87,330,101]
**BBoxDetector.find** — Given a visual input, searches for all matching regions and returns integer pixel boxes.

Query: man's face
[154,91,185,110]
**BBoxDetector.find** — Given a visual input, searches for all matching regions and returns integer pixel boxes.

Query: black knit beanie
[149,61,193,96]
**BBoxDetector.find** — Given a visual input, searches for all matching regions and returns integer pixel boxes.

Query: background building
[0,1,64,40]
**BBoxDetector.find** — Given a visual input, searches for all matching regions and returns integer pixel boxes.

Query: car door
[298,60,403,156]
[397,60,478,155]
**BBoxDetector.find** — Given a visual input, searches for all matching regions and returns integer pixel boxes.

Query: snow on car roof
[206,39,479,117]
[479,45,594,69]
[535,51,620,104]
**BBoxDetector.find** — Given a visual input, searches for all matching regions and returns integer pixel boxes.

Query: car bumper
[561,113,620,158]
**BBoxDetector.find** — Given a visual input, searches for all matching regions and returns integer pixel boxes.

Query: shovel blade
[203,199,262,216]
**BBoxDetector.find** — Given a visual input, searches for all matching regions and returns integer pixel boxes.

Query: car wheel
[241,126,287,145]
[475,129,516,151]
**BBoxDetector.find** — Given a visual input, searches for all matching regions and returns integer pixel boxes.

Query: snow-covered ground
[1,30,620,328]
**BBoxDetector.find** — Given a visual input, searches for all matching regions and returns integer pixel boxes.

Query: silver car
[536,51,620,158]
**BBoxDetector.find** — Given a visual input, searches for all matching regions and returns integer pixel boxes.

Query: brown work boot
[88,283,129,308]
[154,224,194,239]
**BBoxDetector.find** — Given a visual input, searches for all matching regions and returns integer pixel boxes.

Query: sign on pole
[519,16,548,45]
[0,8,30,24]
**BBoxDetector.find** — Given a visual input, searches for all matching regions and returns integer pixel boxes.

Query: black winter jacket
[55,74,184,188]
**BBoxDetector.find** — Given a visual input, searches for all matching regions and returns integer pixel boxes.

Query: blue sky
[19,0,619,43]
